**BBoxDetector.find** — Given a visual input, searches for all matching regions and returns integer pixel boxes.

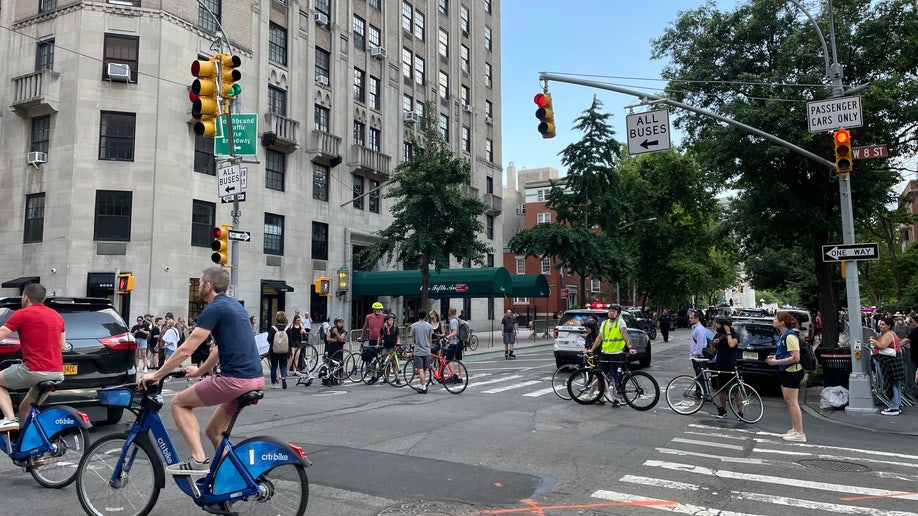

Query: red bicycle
[401,342,468,394]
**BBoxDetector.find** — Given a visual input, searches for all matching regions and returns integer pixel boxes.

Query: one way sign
[822,243,879,262]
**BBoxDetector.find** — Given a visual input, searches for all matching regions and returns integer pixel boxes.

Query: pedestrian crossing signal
[117,274,135,294]
[315,277,332,296]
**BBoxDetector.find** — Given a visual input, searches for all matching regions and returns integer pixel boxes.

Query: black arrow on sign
[640,139,659,149]
[223,185,235,194]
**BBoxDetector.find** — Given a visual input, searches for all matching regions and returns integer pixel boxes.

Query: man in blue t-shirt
[138,267,264,476]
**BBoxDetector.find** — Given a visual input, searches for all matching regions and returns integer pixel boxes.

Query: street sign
[215,113,258,156]
[227,230,251,242]
[822,243,879,262]
[806,96,862,133]
[217,164,243,196]
[625,109,672,156]
[561,288,569,300]
[220,192,246,203]
[852,145,888,160]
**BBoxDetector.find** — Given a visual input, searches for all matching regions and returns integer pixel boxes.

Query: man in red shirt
[0,283,65,430]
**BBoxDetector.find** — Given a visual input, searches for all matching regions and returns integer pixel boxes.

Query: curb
[800,383,918,437]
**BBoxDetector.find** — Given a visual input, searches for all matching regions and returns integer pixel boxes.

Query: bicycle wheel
[442,361,468,394]
[567,368,604,404]
[76,434,162,516]
[402,359,418,386]
[728,381,764,423]
[340,351,361,383]
[361,357,381,385]
[467,334,479,351]
[665,375,705,415]
[620,371,660,411]
[384,360,405,387]
[551,364,580,400]
[29,425,89,488]
[219,462,309,515]
[296,344,319,374]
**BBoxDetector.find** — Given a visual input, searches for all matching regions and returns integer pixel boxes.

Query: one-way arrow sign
[822,243,879,262]
[227,230,251,242]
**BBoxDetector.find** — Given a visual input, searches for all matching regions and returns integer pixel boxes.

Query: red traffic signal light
[210,224,232,266]
[834,128,852,174]
[534,93,556,139]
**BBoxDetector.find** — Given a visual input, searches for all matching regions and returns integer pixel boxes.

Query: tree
[508,96,625,300]
[652,0,918,346]
[360,103,490,310]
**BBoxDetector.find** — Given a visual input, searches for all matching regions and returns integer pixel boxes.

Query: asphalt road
[3,328,917,515]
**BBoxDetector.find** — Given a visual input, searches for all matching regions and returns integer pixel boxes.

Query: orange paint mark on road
[840,491,918,501]
[477,497,678,515]
[494,482,503,487]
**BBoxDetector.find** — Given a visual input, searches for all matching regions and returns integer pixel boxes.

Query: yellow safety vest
[600,318,626,353]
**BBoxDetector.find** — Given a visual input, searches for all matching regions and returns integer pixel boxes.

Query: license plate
[63,364,78,375]
[742,352,758,360]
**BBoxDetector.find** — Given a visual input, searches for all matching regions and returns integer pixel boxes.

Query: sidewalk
[801,383,918,436]
[461,328,554,358]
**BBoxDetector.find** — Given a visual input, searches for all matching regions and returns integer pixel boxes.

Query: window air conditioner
[316,75,330,87]
[315,12,329,26]
[403,111,420,125]
[369,47,387,59]
[485,115,493,125]
[462,104,473,113]
[107,63,132,82]
[27,151,48,165]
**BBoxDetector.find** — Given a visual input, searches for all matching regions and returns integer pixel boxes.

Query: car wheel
[639,343,651,368]
[99,407,124,426]
[648,327,657,340]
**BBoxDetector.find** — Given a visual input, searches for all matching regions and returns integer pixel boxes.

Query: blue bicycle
[75,370,311,516]
[0,379,92,488]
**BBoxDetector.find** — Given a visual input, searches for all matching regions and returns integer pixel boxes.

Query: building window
[103,34,139,82]
[94,190,132,241]
[354,68,366,103]
[369,76,380,109]
[403,94,413,114]
[461,85,470,105]
[537,213,551,224]
[439,71,449,100]
[485,26,492,50]
[401,47,412,79]
[369,179,380,213]
[264,213,284,255]
[486,215,494,239]
[268,23,288,66]
[485,62,492,87]
[368,24,381,48]
[191,200,215,247]
[414,55,425,85]
[39,0,57,13]
[460,5,470,33]
[485,138,493,163]
[369,0,380,10]
[515,256,525,274]
[193,134,215,175]
[268,86,287,116]
[414,9,425,40]
[485,99,493,117]
[487,253,495,267]
[403,141,412,161]
[99,111,136,161]
[484,0,492,13]
[541,258,551,275]
[353,121,365,146]
[486,176,494,194]
[353,175,364,210]
[265,149,285,191]
[23,193,45,244]
[369,127,381,152]
[314,105,330,132]
[353,15,366,50]
[312,221,329,260]
[438,28,449,58]
[401,1,413,32]
[315,0,330,17]
[460,44,470,73]
[461,125,470,152]
[439,0,448,14]
[30,115,50,154]
[313,164,329,201]
[591,279,601,292]
[36,39,54,72]
[315,47,330,83]
[439,114,449,142]
[198,0,221,33]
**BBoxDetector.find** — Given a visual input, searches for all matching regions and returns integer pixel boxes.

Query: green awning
[352,267,513,298]
[511,274,551,298]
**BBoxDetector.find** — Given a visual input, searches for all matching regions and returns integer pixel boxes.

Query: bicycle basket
[98,386,135,407]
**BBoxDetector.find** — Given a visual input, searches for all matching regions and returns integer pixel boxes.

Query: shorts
[503,331,516,345]
[164,348,175,358]
[1,363,64,391]
[413,355,432,370]
[325,342,344,360]
[194,375,265,416]
[779,368,805,389]
[136,339,148,350]
[597,352,626,376]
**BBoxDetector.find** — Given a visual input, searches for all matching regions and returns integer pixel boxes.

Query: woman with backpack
[766,311,805,442]
[869,315,905,416]
[268,311,290,389]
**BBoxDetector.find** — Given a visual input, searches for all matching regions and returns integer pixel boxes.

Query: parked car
[553,305,651,368]
[623,306,657,340]
[731,318,783,380]
[782,308,815,343]
[0,297,137,424]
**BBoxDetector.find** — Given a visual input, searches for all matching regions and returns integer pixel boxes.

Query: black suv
[732,318,783,380]
[0,297,136,424]
[623,307,657,340]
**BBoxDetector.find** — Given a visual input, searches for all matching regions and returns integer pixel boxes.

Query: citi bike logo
[261,451,289,461]
[55,417,75,425]
[157,437,173,463]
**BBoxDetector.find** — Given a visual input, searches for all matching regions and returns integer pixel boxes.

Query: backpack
[784,330,816,371]
[271,326,289,354]
[458,319,471,342]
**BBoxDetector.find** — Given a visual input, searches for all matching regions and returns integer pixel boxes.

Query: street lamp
[616,217,657,303]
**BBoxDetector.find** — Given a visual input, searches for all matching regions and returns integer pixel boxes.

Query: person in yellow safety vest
[587,305,636,406]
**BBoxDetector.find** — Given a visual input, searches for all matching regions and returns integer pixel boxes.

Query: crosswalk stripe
[655,447,768,465]
[592,490,761,516]
[469,375,522,387]
[671,437,745,451]
[736,490,918,516]
[620,475,702,491]
[522,387,556,397]
[481,380,541,394]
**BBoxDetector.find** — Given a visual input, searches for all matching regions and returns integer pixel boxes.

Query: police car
[552,303,652,368]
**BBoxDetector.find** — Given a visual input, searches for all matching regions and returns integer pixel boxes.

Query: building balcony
[10,70,61,118]
[308,130,342,165]
[460,184,480,198]
[483,192,502,215]
[348,145,391,176]
[262,112,298,153]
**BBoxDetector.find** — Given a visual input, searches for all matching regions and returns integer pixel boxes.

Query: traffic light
[336,267,349,296]
[220,54,242,100]
[738,282,744,293]
[834,128,853,174]
[314,277,332,296]
[534,92,556,139]
[117,274,135,294]
[210,224,232,266]
[190,56,220,137]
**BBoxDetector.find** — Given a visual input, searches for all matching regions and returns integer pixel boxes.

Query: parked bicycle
[402,341,469,394]
[363,344,411,387]
[566,352,659,410]
[0,379,91,488]
[75,371,311,516]
[296,348,357,387]
[464,329,479,352]
[291,341,319,376]
[664,360,764,423]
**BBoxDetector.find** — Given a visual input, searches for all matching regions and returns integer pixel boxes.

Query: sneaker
[881,408,901,416]
[715,408,728,419]
[143,367,148,373]
[282,378,287,390]
[782,432,807,443]
[0,418,20,431]
[416,386,427,394]
[166,458,210,476]
[367,377,378,385]
[611,399,622,408]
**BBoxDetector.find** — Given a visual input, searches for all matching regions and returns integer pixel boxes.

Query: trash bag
[820,385,849,409]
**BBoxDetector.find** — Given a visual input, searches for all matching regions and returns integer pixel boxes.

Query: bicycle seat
[236,390,264,409]
[34,379,64,394]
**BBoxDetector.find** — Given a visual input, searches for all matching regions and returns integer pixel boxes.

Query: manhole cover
[378,501,479,516]
[797,458,871,472]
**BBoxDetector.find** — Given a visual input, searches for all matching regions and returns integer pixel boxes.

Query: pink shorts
[193,375,265,415]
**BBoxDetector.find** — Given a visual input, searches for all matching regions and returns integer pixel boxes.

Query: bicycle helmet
[372,301,384,310]
[334,317,344,323]
[584,318,598,330]
[607,304,622,313]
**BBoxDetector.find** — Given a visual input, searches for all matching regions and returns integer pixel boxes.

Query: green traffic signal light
[220,54,242,100]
